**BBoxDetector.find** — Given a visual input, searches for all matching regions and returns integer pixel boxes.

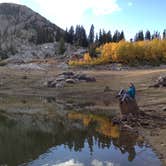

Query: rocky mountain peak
[0,3,64,54]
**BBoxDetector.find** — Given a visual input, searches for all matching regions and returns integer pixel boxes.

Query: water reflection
[0,110,161,166]
[68,112,139,161]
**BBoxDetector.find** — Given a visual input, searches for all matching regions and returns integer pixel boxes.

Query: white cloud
[0,0,20,4]
[91,159,118,166]
[53,159,84,166]
[91,159,104,166]
[90,0,121,15]
[33,0,121,28]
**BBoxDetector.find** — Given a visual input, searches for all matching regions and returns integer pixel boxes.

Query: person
[121,83,136,102]
[127,82,136,99]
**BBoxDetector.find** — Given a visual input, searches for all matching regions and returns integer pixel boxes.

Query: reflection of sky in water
[27,140,161,166]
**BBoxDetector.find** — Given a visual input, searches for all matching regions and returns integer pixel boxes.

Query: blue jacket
[127,85,136,99]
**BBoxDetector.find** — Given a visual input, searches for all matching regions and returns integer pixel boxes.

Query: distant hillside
[0,3,64,54]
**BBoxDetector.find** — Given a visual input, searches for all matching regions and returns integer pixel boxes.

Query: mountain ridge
[0,3,65,56]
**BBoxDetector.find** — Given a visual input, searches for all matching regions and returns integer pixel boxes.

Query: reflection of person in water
[128,147,136,161]
[116,144,136,162]
[112,130,138,162]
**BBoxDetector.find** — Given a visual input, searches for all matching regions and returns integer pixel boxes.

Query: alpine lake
[0,95,162,166]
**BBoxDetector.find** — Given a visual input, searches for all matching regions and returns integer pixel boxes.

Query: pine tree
[80,26,88,47]
[113,30,121,42]
[145,30,151,40]
[99,29,103,45]
[134,31,144,41]
[163,29,166,39]
[102,29,107,44]
[74,25,80,46]
[55,29,61,42]
[119,31,125,41]
[67,26,75,44]
[106,30,112,43]
[95,33,99,45]
[88,24,95,44]
[138,31,144,41]
[58,37,65,54]
[152,31,160,40]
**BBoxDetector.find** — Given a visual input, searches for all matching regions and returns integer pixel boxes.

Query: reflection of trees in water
[68,112,143,161]
[0,112,144,165]
[68,112,120,138]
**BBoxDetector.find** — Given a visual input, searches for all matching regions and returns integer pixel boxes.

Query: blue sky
[0,0,166,39]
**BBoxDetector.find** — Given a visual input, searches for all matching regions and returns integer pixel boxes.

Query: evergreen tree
[99,29,103,45]
[134,31,144,41]
[152,31,160,40]
[102,29,107,44]
[119,31,125,41]
[134,33,139,41]
[163,29,166,39]
[68,26,75,44]
[55,29,61,42]
[79,26,88,47]
[88,44,97,58]
[74,25,81,46]
[138,31,144,41]
[74,25,88,47]
[113,30,121,42]
[58,37,65,54]
[107,30,112,42]
[88,24,95,44]
[95,33,99,45]
[145,30,151,40]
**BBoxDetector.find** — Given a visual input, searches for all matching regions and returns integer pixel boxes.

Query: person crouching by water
[120,82,136,103]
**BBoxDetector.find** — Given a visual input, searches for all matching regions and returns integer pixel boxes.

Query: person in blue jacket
[121,82,136,102]
[127,82,136,99]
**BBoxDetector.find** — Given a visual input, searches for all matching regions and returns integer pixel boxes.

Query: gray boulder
[65,79,76,84]
[150,76,166,88]
[44,71,96,88]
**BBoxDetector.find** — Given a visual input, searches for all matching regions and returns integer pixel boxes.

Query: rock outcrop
[150,76,166,88]
[44,72,96,88]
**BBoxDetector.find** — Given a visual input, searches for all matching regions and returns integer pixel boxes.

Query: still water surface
[0,96,162,166]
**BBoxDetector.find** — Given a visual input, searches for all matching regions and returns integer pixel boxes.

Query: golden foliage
[68,112,120,138]
[69,39,166,66]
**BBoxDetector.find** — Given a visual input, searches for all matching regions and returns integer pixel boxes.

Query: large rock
[75,74,96,82]
[119,99,139,116]
[47,80,57,88]
[44,72,96,88]
[65,79,76,84]
[150,76,166,88]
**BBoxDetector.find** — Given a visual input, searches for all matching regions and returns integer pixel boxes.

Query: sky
[0,0,166,39]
